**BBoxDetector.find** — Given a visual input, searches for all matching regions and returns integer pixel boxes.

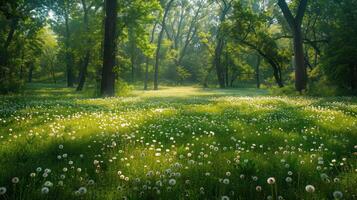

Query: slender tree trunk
[154,0,174,90]
[64,1,74,87]
[144,23,157,90]
[256,55,261,89]
[100,0,118,96]
[51,60,57,83]
[144,57,149,90]
[77,0,91,91]
[214,38,225,88]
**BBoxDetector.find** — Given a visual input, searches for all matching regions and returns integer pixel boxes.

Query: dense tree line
[0,0,356,95]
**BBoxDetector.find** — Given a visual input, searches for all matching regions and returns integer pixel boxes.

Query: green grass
[0,84,356,200]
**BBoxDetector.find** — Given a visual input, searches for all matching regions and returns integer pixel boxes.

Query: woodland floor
[0,84,356,200]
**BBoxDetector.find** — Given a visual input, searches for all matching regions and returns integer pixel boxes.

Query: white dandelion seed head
[0,187,6,195]
[78,187,87,195]
[168,179,176,186]
[305,185,315,193]
[221,195,230,200]
[44,181,53,187]
[333,191,343,199]
[267,177,276,185]
[11,177,19,184]
[223,178,230,184]
[41,187,49,194]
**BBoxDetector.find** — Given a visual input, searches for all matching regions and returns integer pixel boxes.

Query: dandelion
[305,185,315,193]
[221,196,230,200]
[333,191,343,199]
[223,178,230,184]
[285,177,292,183]
[267,177,276,185]
[12,177,19,184]
[0,187,6,195]
[30,173,36,178]
[78,187,87,195]
[41,187,49,194]
[256,186,262,192]
[168,179,176,186]
[88,180,95,185]
[44,181,53,187]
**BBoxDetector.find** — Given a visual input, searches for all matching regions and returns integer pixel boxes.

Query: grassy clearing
[0,84,356,200]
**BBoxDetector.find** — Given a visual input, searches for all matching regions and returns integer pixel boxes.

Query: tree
[213,0,232,88]
[153,0,175,90]
[278,0,308,92]
[76,0,102,91]
[230,2,289,88]
[322,0,357,91]
[0,0,47,93]
[100,0,118,96]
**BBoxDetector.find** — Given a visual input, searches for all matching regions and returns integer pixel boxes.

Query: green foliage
[321,0,357,92]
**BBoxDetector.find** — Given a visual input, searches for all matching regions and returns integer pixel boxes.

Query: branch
[277,0,295,29]
[296,0,308,25]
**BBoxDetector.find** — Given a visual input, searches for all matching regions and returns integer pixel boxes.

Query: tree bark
[64,0,74,87]
[144,23,157,90]
[153,0,174,90]
[77,0,91,91]
[256,55,261,89]
[100,0,118,96]
[213,2,231,88]
[278,0,308,92]
[0,18,18,82]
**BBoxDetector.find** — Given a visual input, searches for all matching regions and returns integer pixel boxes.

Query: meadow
[0,84,356,200]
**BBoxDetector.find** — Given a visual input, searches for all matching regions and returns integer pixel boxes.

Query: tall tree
[144,23,157,90]
[63,0,75,87]
[153,0,175,90]
[76,0,101,91]
[278,0,308,92]
[100,0,118,96]
[213,0,232,88]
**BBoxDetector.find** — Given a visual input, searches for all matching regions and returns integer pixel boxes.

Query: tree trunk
[278,0,308,92]
[213,3,231,88]
[0,19,18,82]
[64,1,74,87]
[77,52,89,91]
[256,55,261,89]
[154,0,174,90]
[293,27,307,91]
[77,0,90,91]
[214,38,225,88]
[144,23,157,90]
[100,0,118,97]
